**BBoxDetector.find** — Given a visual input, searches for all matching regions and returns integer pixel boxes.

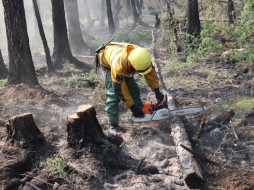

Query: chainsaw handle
[155,93,167,107]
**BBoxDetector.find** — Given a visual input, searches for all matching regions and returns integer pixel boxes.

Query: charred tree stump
[67,105,106,147]
[6,113,45,147]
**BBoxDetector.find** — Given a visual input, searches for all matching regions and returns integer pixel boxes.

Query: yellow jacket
[99,42,160,107]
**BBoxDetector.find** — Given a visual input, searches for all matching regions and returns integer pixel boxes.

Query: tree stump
[67,105,106,147]
[6,113,45,147]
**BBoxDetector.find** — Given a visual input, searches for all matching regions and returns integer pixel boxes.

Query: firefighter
[97,42,164,131]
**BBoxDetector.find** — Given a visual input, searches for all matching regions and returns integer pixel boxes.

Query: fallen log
[151,31,204,189]
[67,104,106,147]
[6,112,45,146]
[171,119,204,189]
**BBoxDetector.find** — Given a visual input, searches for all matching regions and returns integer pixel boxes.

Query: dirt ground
[0,46,254,190]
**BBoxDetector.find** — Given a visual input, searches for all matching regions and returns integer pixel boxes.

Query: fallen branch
[192,117,206,144]
[134,157,146,172]
[114,157,146,181]
[26,182,43,190]
[180,144,220,166]
[205,110,235,132]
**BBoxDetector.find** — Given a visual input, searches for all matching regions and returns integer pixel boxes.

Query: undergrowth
[64,73,100,89]
[40,157,68,178]
[0,79,7,87]
[223,98,254,116]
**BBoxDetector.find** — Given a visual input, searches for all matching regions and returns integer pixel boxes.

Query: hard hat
[128,47,152,75]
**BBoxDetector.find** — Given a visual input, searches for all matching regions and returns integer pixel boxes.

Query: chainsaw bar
[133,106,203,122]
[169,106,203,116]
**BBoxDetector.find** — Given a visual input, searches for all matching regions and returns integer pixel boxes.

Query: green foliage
[64,73,100,89]
[163,60,191,76]
[242,0,254,23]
[232,0,254,65]
[235,45,254,65]
[129,31,152,45]
[186,53,197,65]
[197,37,222,56]
[0,119,6,126]
[224,98,254,116]
[40,157,67,178]
[201,21,231,39]
[103,30,153,46]
[114,31,131,42]
[184,21,226,62]
[0,79,7,87]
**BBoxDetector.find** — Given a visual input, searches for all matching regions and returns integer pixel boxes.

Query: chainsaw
[133,95,203,122]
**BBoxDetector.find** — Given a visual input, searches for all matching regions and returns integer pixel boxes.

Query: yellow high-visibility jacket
[99,42,160,108]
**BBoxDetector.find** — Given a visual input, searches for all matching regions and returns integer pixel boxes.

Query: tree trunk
[227,0,236,24]
[187,0,201,37]
[130,0,149,28]
[135,0,143,14]
[64,0,88,53]
[32,0,54,73]
[67,105,106,147]
[125,0,131,16]
[106,0,115,34]
[2,0,39,86]
[6,113,45,146]
[83,0,92,23]
[0,49,8,78]
[51,0,82,67]
[99,0,106,27]
[113,0,122,28]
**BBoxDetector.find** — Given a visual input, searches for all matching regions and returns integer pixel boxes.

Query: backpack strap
[95,38,114,73]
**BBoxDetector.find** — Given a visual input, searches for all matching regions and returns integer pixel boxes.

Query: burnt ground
[0,46,254,190]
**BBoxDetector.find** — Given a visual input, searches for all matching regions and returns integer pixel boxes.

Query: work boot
[109,124,126,134]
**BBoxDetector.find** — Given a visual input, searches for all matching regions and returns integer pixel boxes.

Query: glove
[130,105,144,118]
[154,88,164,104]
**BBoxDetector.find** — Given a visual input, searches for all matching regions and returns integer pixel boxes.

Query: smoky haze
[0,1,53,55]
[0,0,160,63]
[0,1,7,52]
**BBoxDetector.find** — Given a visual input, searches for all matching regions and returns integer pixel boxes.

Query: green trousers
[104,68,143,125]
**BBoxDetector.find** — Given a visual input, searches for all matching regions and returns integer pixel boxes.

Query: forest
[0,0,254,189]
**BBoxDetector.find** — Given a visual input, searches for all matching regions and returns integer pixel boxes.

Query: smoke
[0,1,7,52]
[23,0,53,53]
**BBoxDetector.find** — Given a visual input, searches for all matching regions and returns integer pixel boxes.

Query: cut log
[6,113,45,146]
[67,104,105,147]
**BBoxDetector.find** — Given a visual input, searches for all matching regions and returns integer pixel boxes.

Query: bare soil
[0,48,254,190]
